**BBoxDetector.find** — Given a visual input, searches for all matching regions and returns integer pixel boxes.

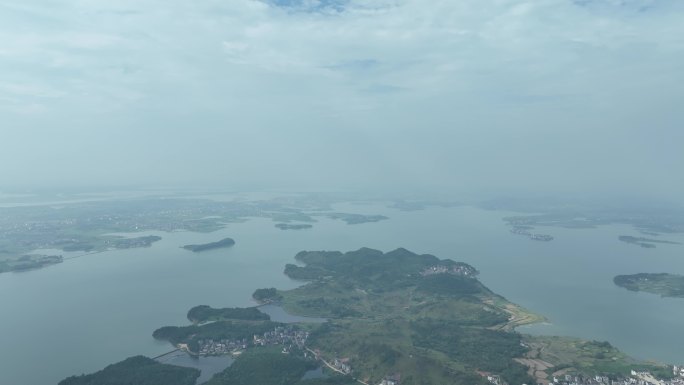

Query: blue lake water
[1,203,683,385]
[156,351,234,385]
[301,367,327,380]
[154,304,325,384]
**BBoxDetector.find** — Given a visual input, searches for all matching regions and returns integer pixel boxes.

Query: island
[518,336,674,384]
[324,213,388,225]
[0,254,63,273]
[276,223,314,230]
[0,194,397,270]
[618,236,680,249]
[252,287,282,303]
[62,248,676,385]
[493,202,684,235]
[510,226,554,242]
[614,273,684,298]
[182,238,235,252]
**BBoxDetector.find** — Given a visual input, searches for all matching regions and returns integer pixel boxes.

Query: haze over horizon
[2,0,682,203]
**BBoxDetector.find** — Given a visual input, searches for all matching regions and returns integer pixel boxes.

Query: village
[420,264,478,277]
[196,326,310,357]
[482,367,684,385]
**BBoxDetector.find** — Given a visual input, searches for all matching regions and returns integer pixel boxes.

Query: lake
[1,203,683,385]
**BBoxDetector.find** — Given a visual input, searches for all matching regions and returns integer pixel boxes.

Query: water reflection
[156,351,233,385]
[301,367,327,380]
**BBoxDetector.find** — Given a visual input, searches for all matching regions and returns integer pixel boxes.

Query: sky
[1,0,683,202]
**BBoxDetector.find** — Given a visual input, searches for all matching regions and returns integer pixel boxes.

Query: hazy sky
[1,0,683,201]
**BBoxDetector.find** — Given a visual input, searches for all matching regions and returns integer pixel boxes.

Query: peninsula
[0,254,63,273]
[62,248,676,385]
[149,247,541,384]
[182,238,235,252]
[58,356,199,385]
[614,273,684,298]
[324,213,388,225]
[618,236,680,249]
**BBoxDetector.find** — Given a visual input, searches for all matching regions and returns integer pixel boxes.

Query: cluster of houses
[379,374,401,385]
[331,358,352,374]
[559,370,684,385]
[252,326,309,352]
[483,369,684,385]
[196,326,309,357]
[420,264,477,277]
[197,338,248,356]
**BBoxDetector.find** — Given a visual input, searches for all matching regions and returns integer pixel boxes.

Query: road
[306,348,370,385]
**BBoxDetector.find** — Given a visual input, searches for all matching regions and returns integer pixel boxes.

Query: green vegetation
[493,202,684,234]
[614,273,684,298]
[307,319,487,385]
[253,287,282,303]
[182,237,235,252]
[205,347,318,385]
[0,195,327,261]
[67,246,672,385]
[0,198,245,261]
[153,320,282,352]
[284,264,330,280]
[324,213,388,225]
[520,336,673,380]
[0,254,63,273]
[204,346,356,385]
[269,212,318,223]
[618,236,680,249]
[106,235,162,249]
[187,305,270,323]
[57,356,199,385]
[0,194,396,267]
[142,247,533,385]
[416,274,483,297]
[280,248,484,319]
[276,248,533,385]
[411,319,530,385]
[290,247,477,284]
[297,377,358,385]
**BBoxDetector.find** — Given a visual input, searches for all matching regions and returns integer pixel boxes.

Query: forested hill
[57,356,199,385]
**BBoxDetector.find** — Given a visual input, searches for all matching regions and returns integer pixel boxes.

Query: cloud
[262,0,349,13]
[0,0,682,199]
[1,0,679,113]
